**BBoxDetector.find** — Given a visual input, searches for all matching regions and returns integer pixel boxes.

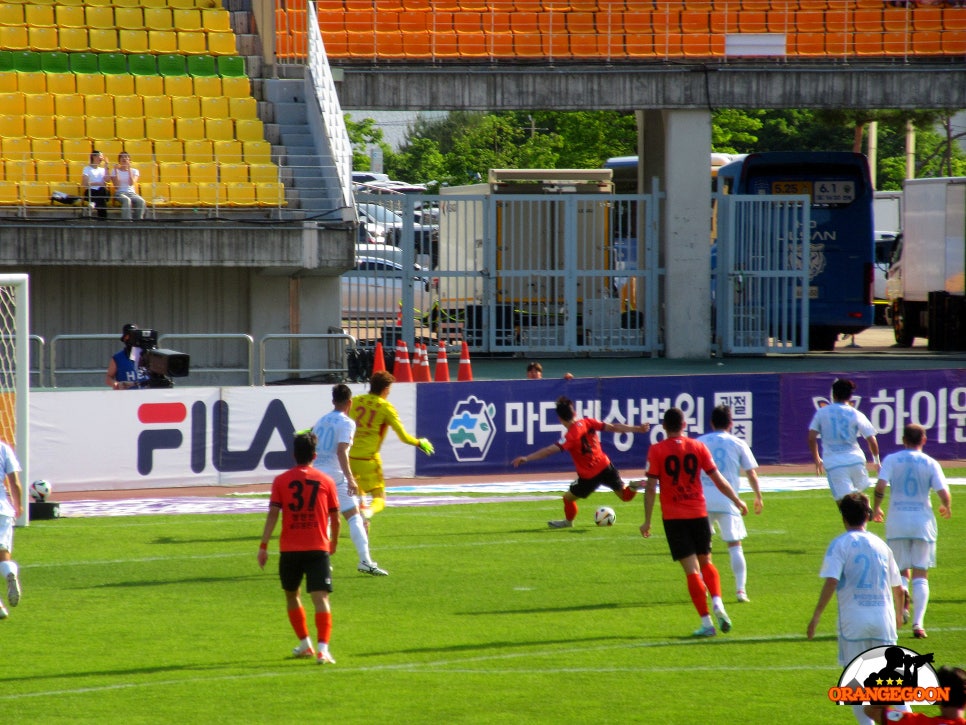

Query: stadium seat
[225,181,256,206]
[114,94,143,118]
[234,119,265,143]
[242,140,272,164]
[150,31,180,55]
[46,73,76,95]
[177,117,206,142]
[0,5,24,27]
[141,181,170,206]
[55,114,87,139]
[142,94,172,118]
[0,28,30,53]
[164,75,194,97]
[85,116,115,141]
[912,8,943,31]
[202,9,232,34]
[883,8,911,32]
[115,6,145,30]
[98,53,128,76]
[0,181,19,206]
[36,160,67,183]
[942,30,966,54]
[134,74,164,96]
[157,54,187,77]
[25,114,56,139]
[188,161,217,183]
[69,53,100,76]
[116,116,146,141]
[172,96,201,118]
[249,163,279,184]
[24,4,56,28]
[121,139,153,165]
[193,76,222,97]
[853,9,883,32]
[197,181,225,207]
[0,91,25,115]
[228,96,257,119]
[40,51,70,75]
[153,139,183,164]
[28,28,60,54]
[104,74,135,96]
[205,118,235,141]
[256,182,287,207]
[84,94,114,117]
[184,139,213,163]
[187,54,218,77]
[0,74,14,94]
[217,55,246,77]
[1,136,30,161]
[62,139,91,162]
[174,8,204,32]
[220,76,251,99]
[89,29,121,54]
[911,30,942,55]
[31,137,61,161]
[95,138,122,160]
[4,159,35,183]
[144,7,174,31]
[54,93,85,117]
[159,162,189,184]
[167,181,200,206]
[85,6,115,30]
[218,162,248,183]
[128,54,157,77]
[15,71,46,94]
[24,93,54,117]
[20,181,51,206]
[945,11,966,31]
[75,73,104,95]
[201,96,230,119]
[57,26,90,52]
[178,31,209,55]
[213,140,242,164]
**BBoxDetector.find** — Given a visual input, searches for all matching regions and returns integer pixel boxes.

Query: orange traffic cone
[434,343,450,382]
[457,340,473,381]
[395,301,403,328]
[393,340,413,382]
[414,342,432,383]
[371,341,386,374]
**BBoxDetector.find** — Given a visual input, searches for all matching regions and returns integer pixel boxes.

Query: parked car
[341,256,433,321]
[356,202,440,268]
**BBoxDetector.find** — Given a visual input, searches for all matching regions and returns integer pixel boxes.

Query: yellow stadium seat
[0,115,25,138]
[213,140,242,164]
[220,76,251,99]
[119,30,150,54]
[235,119,265,142]
[0,91,25,115]
[85,116,115,141]
[0,74,16,93]
[35,160,67,183]
[228,96,257,120]
[141,181,170,206]
[25,114,56,139]
[24,93,54,117]
[218,162,248,183]
[164,75,194,97]
[142,95,173,119]
[114,7,145,30]
[116,116,146,140]
[75,73,105,95]
[147,117,177,142]
[85,6,115,30]
[172,96,201,118]
[144,8,174,31]
[0,182,19,206]
[85,94,114,117]
[63,140,92,162]
[200,96,230,119]
[24,4,56,27]
[31,137,61,161]
[197,181,225,207]
[45,72,75,94]
[121,139,153,163]
[54,92,85,116]
[178,31,208,55]
[207,33,238,56]
[15,71,46,94]
[0,5,24,26]
[193,76,222,97]
[4,159,35,183]
[0,27,29,52]
[95,139,122,160]
[114,94,144,118]
[188,161,217,183]
[89,28,120,54]
[149,31,179,55]
[256,182,287,208]
[104,74,136,97]
[21,181,51,206]
[28,28,59,53]
[204,118,235,141]
[226,181,256,206]
[184,139,214,163]
[242,140,271,164]
[134,75,165,97]
[201,8,232,33]
[4,136,31,160]
[54,114,86,139]
[249,163,279,184]
[136,162,157,184]
[159,162,189,184]
[55,5,87,29]
[167,181,200,207]
[174,8,203,32]
[153,139,184,163]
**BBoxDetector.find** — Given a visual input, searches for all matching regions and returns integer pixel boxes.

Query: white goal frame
[0,275,30,527]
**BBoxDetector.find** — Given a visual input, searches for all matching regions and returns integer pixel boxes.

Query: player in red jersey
[257,431,341,665]
[866,665,966,725]
[642,407,748,638]
[512,396,649,528]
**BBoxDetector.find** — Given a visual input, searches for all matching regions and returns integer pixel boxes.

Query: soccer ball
[29,480,51,502]
[594,506,616,527]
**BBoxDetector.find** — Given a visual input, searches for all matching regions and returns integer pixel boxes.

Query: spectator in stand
[526,362,543,379]
[81,150,111,219]
[110,152,146,221]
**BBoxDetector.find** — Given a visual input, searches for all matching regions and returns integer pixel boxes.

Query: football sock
[316,611,332,647]
[563,498,578,521]
[686,572,709,616]
[700,614,714,629]
[728,545,747,593]
[346,512,372,564]
[700,563,722,599]
[619,486,636,502]
[0,560,15,578]
[911,577,929,628]
[288,606,309,640]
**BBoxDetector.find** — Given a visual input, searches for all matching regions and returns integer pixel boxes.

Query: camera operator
[106,323,151,390]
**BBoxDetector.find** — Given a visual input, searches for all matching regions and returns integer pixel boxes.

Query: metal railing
[258,332,357,385]
[157,333,256,387]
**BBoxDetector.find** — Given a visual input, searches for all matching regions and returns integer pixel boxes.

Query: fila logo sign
[137,400,295,475]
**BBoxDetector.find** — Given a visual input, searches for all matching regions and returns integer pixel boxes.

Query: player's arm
[872,478,888,522]
[328,506,340,555]
[602,422,650,435]
[337,441,358,496]
[746,468,763,514]
[807,577,838,639]
[385,407,434,455]
[257,503,281,568]
[512,444,560,467]
[5,471,21,519]
[709,469,748,515]
[808,429,824,475]
[866,433,881,474]
[640,476,658,538]
[937,487,951,519]
[892,583,904,631]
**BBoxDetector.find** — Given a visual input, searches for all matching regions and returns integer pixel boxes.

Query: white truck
[885,177,966,347]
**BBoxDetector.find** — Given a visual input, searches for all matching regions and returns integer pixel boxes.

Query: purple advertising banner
[779,369,966,464]
[415,374,781,476]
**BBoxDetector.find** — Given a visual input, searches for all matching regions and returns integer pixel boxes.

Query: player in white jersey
[698,405,763,603]
[872,424,951,640]
[808,378,881,502]
[808,492,903,725]
[0,439,23,619]
[310,384,388,576]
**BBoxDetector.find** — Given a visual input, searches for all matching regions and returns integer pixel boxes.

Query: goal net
[0,275,29,526]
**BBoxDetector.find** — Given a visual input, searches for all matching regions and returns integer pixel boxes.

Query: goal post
[0,274,29,527]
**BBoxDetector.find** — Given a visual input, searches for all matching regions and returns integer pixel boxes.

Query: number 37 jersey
[646,435,717,520]
[269,464,339,552]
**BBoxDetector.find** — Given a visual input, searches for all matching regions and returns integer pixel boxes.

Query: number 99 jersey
[646,436,717,519]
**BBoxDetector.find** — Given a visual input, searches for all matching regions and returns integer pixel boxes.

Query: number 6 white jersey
[878,449,948,542]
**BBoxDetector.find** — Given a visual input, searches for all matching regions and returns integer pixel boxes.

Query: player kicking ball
[512,396,649,528]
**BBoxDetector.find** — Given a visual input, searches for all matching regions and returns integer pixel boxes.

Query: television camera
[127,327,190,388]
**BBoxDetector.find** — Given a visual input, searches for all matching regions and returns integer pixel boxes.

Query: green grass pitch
[4,489,964,724]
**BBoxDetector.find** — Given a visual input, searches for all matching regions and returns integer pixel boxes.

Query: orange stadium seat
[374,30,407,59]
[789,33,827,57]
[942,29,966,54]
[853,9,883,32]
[739,11,768,33]
[945,10,966,31]
[912,7,942,31]
[854,32,885,56]
[569,33,602,59]
[823,32,854,57]
[882,8,911,32]
[795,10,826,34]
[911,30,942,56]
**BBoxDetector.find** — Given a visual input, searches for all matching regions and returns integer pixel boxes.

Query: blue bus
[715,151,875,350]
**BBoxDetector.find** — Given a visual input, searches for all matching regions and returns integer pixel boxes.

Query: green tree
[344,115,392,171]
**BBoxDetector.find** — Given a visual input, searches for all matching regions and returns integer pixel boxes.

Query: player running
[512,396,649,528]
[641,407,748,637]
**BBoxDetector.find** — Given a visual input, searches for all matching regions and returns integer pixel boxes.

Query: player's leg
[695,518,732,633]
[827,467,858,503]
[598,465,636,502]
[279,552,314,657]
[909,539,934,637]
[715,513,750,601]
[338,484,386,575]
[305,552,335,664]
[0,516,20,610]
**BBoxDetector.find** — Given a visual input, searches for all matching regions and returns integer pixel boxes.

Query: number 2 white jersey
[808,402,876,469]
[819,529,901,643]
[310,410,356,485]
[697,430,758,514]
[0,441,21,518]
[878,449,948,542]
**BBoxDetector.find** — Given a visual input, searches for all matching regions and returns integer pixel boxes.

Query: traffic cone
[414,342,432,383]
[395,301,403,328]
[393,340,413,382]
[457,340,473,381]
[434,343,450,382]
[371,341,386,374]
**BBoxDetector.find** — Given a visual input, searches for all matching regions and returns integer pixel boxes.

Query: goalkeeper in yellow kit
[349,370,434,517]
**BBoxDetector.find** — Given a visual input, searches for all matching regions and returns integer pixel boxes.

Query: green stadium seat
[128,54,157,76]
[40,52,70,75]
[98,54,128,76]
[12,52,42,74]
[0,52,14,74]
[187,55,218,77]
[217,55,246,77]
[69,53,100,76]
[157,54,187,77]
